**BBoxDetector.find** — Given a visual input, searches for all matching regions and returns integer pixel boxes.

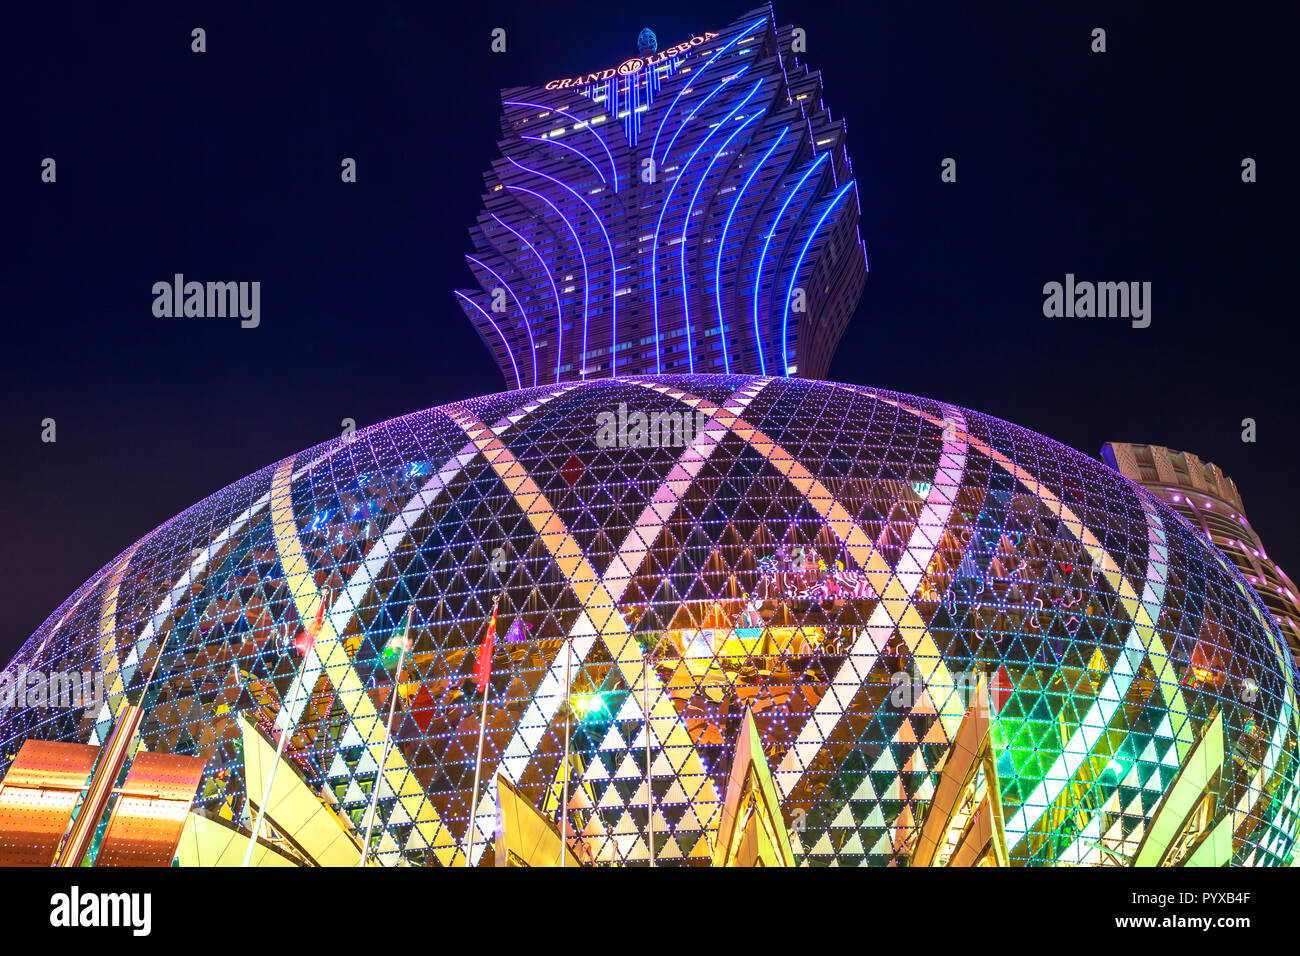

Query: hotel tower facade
[456,8,867,385]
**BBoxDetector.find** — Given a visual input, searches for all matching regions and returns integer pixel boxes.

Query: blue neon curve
[503,100,618,192]
[521,134,606,185]
[491,214,564,383]
[650,15,768,164]
[751,153,827,376]
[507,158,619,378]
[455,291,521,390]
[466,255,537,387]
[659,64,752,166]
[782,180,856,376]
[507,183,590,379]
[714,127,787,374]
[678,108,766,375]
[651,77,765,374]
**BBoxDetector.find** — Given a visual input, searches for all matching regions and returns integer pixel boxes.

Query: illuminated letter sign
[542,31,719,90]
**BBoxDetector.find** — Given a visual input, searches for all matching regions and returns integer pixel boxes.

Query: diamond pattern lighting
[3,375,1297,866]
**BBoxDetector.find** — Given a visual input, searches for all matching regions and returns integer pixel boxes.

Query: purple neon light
[652,77,766,375]
[782,180,856,376]
[490,213,564,383]
[659,64,752,165]
[507,158,619,378]
[455,291,521,390]
[678,108,766,376]
[502,100,618,192]
[714,127,788,374]
[649,15,768,164]
[466,255,537,387]
[507,183,591,378]
[751,153,827,376]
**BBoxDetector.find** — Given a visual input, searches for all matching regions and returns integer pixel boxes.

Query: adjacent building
[1102,441,1300,662]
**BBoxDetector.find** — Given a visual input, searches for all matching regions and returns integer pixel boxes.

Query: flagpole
[466,593,500,867]
[359,606,412,867]
[560,632,572,867]
[244,654,306,867]
[243,594,326,868]
[645,645,655,867]
[57,630,174,868]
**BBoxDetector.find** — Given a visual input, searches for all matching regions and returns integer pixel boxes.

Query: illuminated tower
[456,6,868,386]
[1102,441,1300,662]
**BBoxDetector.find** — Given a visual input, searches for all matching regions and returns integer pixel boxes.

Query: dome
[4,375,1298,866]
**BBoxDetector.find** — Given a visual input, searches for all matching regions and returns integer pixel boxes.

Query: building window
[1133,445,1159,483]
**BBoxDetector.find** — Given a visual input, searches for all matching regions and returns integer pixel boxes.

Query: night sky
[4,1,1293,662]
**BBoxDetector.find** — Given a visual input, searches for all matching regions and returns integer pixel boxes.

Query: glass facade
[2,7,1296,870]
[457,8,867,384]
[4,376,1298,865]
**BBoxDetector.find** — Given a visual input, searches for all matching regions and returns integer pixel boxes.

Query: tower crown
[457,7,867,387]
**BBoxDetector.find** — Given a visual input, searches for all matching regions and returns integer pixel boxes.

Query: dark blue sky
[3,0,1293,658]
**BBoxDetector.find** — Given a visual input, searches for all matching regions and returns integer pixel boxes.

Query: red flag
[293,597,328,656]
[474,597,500,693]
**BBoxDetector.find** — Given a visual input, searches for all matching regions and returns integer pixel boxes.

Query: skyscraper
[1102,441,1300,662]
[457,7,867,386]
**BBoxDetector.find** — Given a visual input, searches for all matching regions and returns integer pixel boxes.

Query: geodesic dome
[3,374,1297,866]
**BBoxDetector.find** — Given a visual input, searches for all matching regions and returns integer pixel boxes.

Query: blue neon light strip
[650,15,768,164]
[466,254,537,387]
[521,134,606,184]
[651,77,765,374]
[502,100,618,192]
[507,158,619,377]
[713,128,787,374]
[659,64,752,165]
[751,153,827,376]
[678,108,766,375]
[491,214,564,383]
[588,49,679,148]
[782,180,856,376]
[455,291,521,389]
[507,183,591,378]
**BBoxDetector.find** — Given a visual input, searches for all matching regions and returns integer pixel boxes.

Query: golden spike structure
[58,631,174,867]
[712,708,795,867]
[912,669,1008,868]
[496,774,581,867]
[1132,708,1227,867]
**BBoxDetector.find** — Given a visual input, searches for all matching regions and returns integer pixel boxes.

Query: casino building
[457,7,867,383]
[1,8,1298,868]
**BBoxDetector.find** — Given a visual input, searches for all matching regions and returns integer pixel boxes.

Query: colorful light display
[461,9,868,385]
[2,375,1298,865]
[2,6,1295,870]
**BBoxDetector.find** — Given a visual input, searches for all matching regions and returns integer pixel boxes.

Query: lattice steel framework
[3,376,1297,866]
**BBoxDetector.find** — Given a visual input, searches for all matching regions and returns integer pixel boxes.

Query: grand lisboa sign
[544,31,719,90]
